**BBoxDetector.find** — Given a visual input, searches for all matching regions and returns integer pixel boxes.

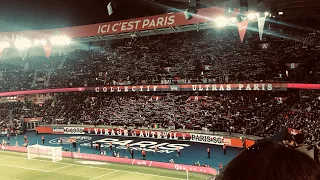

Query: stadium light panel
[247,13,256,20]
[0,41,10,49]
[229,17,237,23]
[214,17,229,27]
[14,38,31,50]
[34,40,40,46]
[34,39,47,46]
[50,36,71,46]
[279,11,283,15]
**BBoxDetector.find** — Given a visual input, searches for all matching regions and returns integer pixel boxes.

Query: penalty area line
[0,163,49,172]
[90,170,119,180]
[0,175,22,180]
[1,152,184,180]
[0,157,11,161]
[49,164,73,172]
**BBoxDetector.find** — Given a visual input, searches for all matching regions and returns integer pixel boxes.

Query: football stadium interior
[0,0,320,179]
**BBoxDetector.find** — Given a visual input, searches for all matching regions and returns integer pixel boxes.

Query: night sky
[0,0,319,32]
[0,0,171,31]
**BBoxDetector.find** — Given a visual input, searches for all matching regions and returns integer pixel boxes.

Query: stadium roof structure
[0,6,262,44]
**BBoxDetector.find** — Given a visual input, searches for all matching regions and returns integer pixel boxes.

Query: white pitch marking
[0,157,11,161]
[49,164,72,172]
[0,152,184,180]
[0,163,49,172]
[0,175,22,180]
[89,170,118,180]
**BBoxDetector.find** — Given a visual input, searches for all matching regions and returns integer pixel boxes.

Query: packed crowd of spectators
[0,89,319,148]
[258,91,320,145]
[1,90,319,146]
[0,23,319,92]
[47,92,285,132]
[0,22,319,148]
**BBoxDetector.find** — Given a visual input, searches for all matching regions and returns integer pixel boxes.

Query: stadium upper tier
[0,25,319,92]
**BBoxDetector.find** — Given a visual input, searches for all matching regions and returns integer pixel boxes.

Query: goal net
[27,144,63,162]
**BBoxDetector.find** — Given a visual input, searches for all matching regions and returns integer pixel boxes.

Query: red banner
[95,83,287,92]
[287,83,320,90]
[0,7,239,42]
[0,87,85,97]
[244,139,255,148]
[42,43,52,58]
[1,83,320,97]
[237,20,249,43]
[0,145,217,175]
[24,117,43,123]
[287,128,302,135]
[36,126,53,134]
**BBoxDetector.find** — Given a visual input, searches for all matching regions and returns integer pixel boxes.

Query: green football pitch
[0,150,213,180]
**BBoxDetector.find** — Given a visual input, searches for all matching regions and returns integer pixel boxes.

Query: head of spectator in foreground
[294,133,305,146]
[216,140,320,180]
[282,135,294,147]
[293,133,315,159]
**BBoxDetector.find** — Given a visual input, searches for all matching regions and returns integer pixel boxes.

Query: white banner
[189,133,225,145]
[258,17,266,41]
[63,127,85,134]
[52,127,65,133]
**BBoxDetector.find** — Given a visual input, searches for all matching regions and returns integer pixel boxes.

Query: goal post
[27,144,63,162]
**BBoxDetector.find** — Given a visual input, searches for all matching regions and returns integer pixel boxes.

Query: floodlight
[0,42,10,49]
[214,17,229,27]
[34,39,46,46]
[34,40,41,46]
[229,17,237,23]
[247,13,256,20]
[279,11,283,15]
[40,40,47,45]
[264,12,269,16]
[14,38,31,50]
[50,36,71,46]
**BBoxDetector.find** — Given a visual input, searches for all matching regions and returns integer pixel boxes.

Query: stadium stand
[0,24,319,145]
[0,24,319,92]
[0,10,320,178]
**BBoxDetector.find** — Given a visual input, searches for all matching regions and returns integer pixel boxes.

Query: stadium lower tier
[2,131,242,171]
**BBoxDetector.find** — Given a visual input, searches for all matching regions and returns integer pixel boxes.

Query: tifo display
[0,1,319,180]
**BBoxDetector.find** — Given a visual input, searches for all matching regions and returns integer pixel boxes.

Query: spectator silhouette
[216,140,320,180]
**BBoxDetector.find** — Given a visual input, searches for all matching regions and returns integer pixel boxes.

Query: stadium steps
[249,91,300,136]
[30,71,37,89]
[52,106,66,124]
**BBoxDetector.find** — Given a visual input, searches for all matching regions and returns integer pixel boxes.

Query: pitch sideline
[0,163,49,172]
[49,164,73,172]
[89,170,119,180]
[0,151,185,180]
